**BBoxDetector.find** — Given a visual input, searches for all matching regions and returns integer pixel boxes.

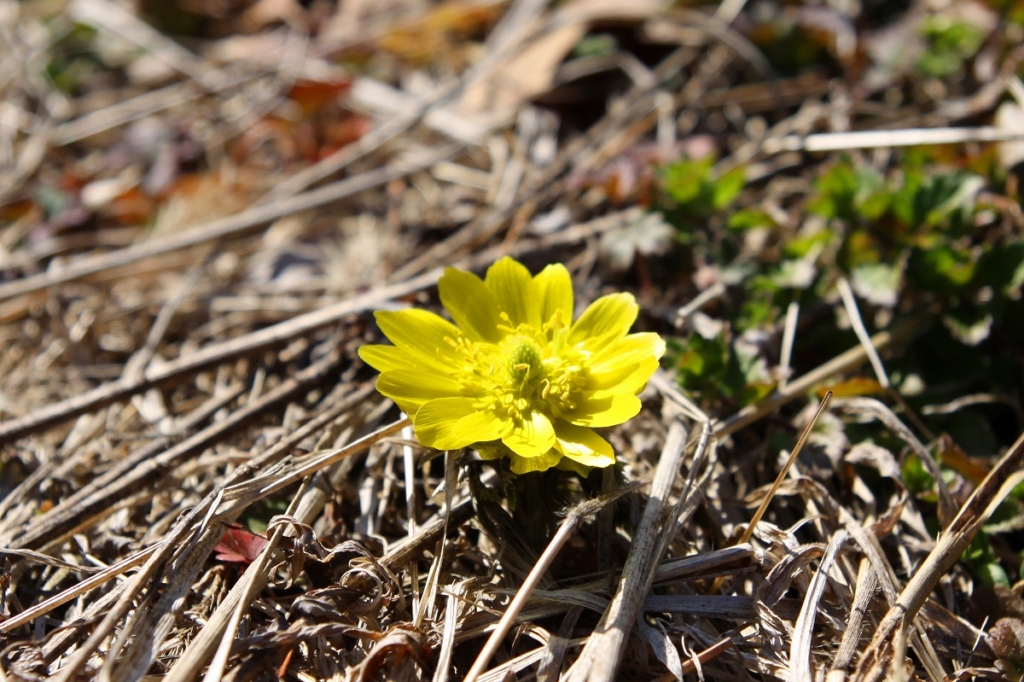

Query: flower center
[507,336,543,384]
[442,316,589,426]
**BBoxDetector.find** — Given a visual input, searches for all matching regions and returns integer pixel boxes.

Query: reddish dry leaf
[107,187,156,225]
[214,526,270,565]
[937,434,991,484]
[320,117,373,158]
[288,78,353,116]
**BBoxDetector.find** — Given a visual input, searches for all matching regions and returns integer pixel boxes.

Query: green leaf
[784,230,831,258]
[659,157,744,217]
[713,166,746,209]
[856,184,893,220]
[892,168,982,232]
[808,159,861,219]
[734,343,767,383]
[737,293,779,330]
[661,157,714,206]
[975,241,1024,293]
[670,332,745,401]
[891,167,924,227]
[908,243,976,292]
[901,453,934,494]
[923,173,983,227]
[964,534,1009,587]
[916,17,985,78]
[727,208,777,231]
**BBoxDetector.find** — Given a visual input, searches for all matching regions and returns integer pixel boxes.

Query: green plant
[916,16,986,78]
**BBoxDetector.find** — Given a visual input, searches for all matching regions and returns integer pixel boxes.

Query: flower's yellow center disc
[446,317,587,424]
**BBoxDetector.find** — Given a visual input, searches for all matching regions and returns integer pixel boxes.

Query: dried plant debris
[1,0,1024,680]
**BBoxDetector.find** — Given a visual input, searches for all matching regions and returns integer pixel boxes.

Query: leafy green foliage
[657,146,1024,594]
[975,241,1024,295]
[809,157,982,239]
[964,534,1011,587]
[806,161,883,221]
[892,168,983,232]
[641,26,1024,594]
[901,453,935,497]
[666,329,775,407]
[656,152,1019,374]
[916,17,986,78]
[727,208,777,231]
[660,157,745,229]
[907,241,976,293]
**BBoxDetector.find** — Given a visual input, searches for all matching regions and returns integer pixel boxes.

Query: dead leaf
[460,22,585,114]
[214,526,270,565]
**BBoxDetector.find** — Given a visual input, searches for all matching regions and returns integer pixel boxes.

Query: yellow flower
[358,257,665,474]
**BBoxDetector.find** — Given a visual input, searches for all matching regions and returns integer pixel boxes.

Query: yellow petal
[555,456,595,477]
[455,409,512,443]
[508,448,564,474]
[588,333,665,394]
[502,410,556,458]
[373,309,462,374]
[376,369,464,415]
[569,293,638,348]
[485,257,539,328]
[590,332,666,373]
[438,267,503,343]
[414,397,506,450]
[534,263,574,325]
[588,359,639,394]
[358,345,416,373]
[565,393,641,428]
[592,357,661,397]
[553,420,615,467]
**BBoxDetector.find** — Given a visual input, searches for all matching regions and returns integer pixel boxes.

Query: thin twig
[711,392,832,594]
[564,421,689,682]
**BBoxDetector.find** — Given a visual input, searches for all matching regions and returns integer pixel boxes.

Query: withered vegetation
[1,0,1023,680]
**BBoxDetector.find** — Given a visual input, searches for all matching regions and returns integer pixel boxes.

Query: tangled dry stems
[0,0,1020,680]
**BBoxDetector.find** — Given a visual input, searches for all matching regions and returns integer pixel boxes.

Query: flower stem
[511,471,557,554]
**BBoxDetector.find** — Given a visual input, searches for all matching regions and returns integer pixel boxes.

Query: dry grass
[0,0,1021,680]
